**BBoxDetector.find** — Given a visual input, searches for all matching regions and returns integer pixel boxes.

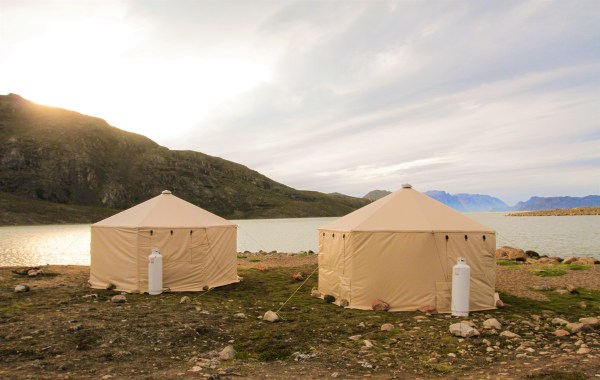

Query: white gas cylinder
[451,257,470,317]
[148,248,163,295]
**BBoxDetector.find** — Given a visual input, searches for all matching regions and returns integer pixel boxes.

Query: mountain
[513,195,600,211]
[363,189,509,212]
[0,93,369,222]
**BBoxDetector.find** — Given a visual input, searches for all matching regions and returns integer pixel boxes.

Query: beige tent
[90,190,238,293]
[318,185,496,312]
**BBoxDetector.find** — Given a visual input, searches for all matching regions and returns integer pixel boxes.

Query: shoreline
[508,207,600,216]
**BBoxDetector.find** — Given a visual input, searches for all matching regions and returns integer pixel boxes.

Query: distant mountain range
[363,190,600,212]
[0,93,369,222]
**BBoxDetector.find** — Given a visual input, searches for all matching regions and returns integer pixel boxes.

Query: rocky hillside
[0,94,369,221]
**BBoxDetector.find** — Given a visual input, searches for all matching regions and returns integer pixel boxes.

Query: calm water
[0,214,598,266]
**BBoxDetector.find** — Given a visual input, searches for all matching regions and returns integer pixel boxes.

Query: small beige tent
[90,190,237,293]
[318,185,496,312]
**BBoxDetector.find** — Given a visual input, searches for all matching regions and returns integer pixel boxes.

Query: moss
[529,268,567,277]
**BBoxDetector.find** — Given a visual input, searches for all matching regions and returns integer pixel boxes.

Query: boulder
[525,250,540,259]
[180,296,192,304]
[380,323,394,332]
[27,269,43,277]
[14,285,30,293]
[324,295,336,304]
[219,345,236,360]
[539,257,562,264]
[562,256,577,264]
[372,299,390,312]
[449,323,479,338]
[554,329,570,337]
[111,295,126,303]
[483,318,502,330]
[574,257,598,265]
[263,310,279,322]
[495,246,527,261]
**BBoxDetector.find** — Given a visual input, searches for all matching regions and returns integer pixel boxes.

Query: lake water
[0,213,598,266]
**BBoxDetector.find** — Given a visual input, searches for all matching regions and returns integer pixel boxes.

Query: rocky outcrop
[495,246,527,261]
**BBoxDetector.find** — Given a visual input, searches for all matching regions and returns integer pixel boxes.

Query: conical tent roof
[93,190,235,228]
[321,185,493,232]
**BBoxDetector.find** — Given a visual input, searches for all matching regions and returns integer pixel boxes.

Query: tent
[318,184,496,312]
[90,190,238,293]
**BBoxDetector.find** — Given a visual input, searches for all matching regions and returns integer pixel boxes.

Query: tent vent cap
[401,183,412,189]
[161,190,172,194]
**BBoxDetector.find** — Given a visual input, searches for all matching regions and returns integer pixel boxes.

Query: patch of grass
[565,264,592,271]
[428,362,455,374]
[525,371,587,380]
[529,268,567,277]
[237,255,247,259]
[500,289,600,318]
[496,260,520,266]
[248,259,262,263]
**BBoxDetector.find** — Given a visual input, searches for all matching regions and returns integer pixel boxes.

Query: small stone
[363,340,373,348]
[324,295,335,303]
[499,331,520,339]
[263,310,279,322]
[380,323,394,332]
[566,284,579,294]
[579,317,599,327]
[494,293,504,308]
[566,323,584,334]
[180,296,191,304]
[555,289,569,295]
[27,269,42,277]
[219,345,236,360]
[482,339,492,346]
[551,318,569,326]
[418,305,437,314]
[554,329,570,337]
[348,335,362,341]
[331,372,339,378]
[372,299,390,311]
[449,323,479,338]
[447,353,456,358]
[14,285,30,293]
[486,347,495,352]
[576,347,590,355]
[310,287,322,298]
[339,299,349,307]
[483,318,502,330]
[233,313,247,319]
[111,295,126,303]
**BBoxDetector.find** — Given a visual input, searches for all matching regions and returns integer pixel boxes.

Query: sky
[1,0,599,205]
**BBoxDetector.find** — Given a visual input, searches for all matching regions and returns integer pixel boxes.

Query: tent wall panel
[90,227,138,291]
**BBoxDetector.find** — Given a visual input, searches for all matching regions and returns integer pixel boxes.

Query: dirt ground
[1,254,599,379]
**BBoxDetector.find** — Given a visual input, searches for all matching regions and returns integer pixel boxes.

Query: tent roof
[93,190,235,228]
[320,185,494,233]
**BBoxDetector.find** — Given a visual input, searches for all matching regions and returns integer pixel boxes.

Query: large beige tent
[318,185,496,312]
[90,190,238,293]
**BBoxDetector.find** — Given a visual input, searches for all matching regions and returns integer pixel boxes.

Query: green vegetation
[530,268,567,277]
[502,289,600,317]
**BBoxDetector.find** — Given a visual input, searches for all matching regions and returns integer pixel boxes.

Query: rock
[418,305,437,314]
[310,287,322,298]
[380,323,394,332]
[331,372,340,378]
[348,335,362,341]
[111,295,126,303]
[566,323,585,334]
[525,250,540,258]
[566,284,579,294]
[291,351,316,361]
[483,318,502,330]
[552,318,569,326]
[495,246,527,261]
[180,296,192,304]
[219,345,236,360]
[573,257,598,265]
[562,256,577,264]
[499,331,520,339]
[532,284,554,291]
[577,347,590,355]
[14,285,30,293]
[539,257,562,264]
[579,317,599,327]
[449,323,479,338]
[372,299,390,311]
[493,292,504,308]
[339,299,349,307]
[263,310,279,322]
[486,346,495,353]
[233,313,247,319]
[554,329,570,337]
[363,340,374,348]
[555,289,569,295]
[27,269,43,277]
[324,295,336,304]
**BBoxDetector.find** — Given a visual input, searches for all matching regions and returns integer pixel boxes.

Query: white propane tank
[451,257,471,317]
[148,248,163,295]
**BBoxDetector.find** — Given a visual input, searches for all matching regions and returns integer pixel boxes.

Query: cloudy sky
[2,0,599,204]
